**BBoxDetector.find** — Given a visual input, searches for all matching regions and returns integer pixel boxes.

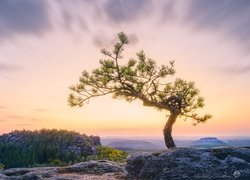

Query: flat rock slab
[125,147,250,179]
[58,160,124,174]
[0,160,125,180]
[47,172,125,180]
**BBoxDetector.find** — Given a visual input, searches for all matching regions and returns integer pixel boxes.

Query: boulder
[125,147,250,179]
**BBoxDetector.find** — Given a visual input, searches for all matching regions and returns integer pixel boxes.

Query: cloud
[0,0,51,41]
[35,108,48,112]
[53,0,91,33]
[0,63,22,78]
[158,0,250,53]
[8,115,24,120]
[183,0,250,50]
[5,113,42,123]
[29,118,40,121]
[0,106,5,109]
[17,123,31,126]
[223,64,250,75]
[0,63,22,72]
[61,10,74,32]
[185,0,250,28]
[160,1,177,22]
[77,15,88,31]
[104,0,152,23]
[93,32,139,48]
[127,33,139,45]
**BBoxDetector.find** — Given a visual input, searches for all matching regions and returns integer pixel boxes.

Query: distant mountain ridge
[106,140,162,152]
[102,137,250,150]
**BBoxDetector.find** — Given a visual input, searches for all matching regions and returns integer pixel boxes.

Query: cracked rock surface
[126,147,250,179]
[0,160,125,180]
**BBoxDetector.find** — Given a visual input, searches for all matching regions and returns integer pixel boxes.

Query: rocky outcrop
[0,167,58,179]
[0,130,101,157]
[58,160,124,174]
[0,129,102,168]
[2,147,250,179]
[0,160,125,180]
[126,147,250,179]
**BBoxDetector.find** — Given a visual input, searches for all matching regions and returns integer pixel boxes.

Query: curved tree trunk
[163,114,178,148]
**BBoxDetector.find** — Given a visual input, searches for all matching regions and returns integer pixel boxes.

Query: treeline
[0,129,101,168]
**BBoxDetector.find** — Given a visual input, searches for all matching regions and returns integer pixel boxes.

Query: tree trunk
[163,114,178,148]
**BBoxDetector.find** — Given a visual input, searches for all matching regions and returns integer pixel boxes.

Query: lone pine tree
[68,32,212,148]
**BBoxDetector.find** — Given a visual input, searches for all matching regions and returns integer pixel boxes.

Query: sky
[0,0,250,138]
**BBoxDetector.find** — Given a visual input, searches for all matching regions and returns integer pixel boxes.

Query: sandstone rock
[125,147,250,179]
[0,167,57,180]
[0,174,10,179]
[89,136,101,146]
[2,147,250,179]
[0,161,124,180]
[58,160,124,175]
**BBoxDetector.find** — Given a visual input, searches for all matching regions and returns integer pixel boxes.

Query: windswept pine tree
[68,32,212,148]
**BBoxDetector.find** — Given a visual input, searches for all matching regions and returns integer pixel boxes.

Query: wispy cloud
[184,0,250,30]
[0,0,51,41]
[53,0,90,34]
[223,64,250,75]
[17,123,31,126]
[182,0,250,51]
[93,32,138,48]
[61,10,74,32]
[29,118,41,122]
[0,63,22,78]
[160,1,177,23]
[35,108,48,113]
[104,0,152,23]
[0,63,22,72]
[8,115,24,120]
[5,113,43,123]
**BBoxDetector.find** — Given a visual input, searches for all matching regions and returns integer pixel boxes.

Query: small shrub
[96,146,128,162]
[50,159,66,166]
[86,155,98,161]
[0,163,5,170]
[81,156,86,161]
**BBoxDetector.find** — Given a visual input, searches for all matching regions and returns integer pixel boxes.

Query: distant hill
[191,137,227,148]
[106,140,162,152]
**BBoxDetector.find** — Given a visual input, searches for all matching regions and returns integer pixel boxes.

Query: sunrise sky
[0,0,250,138]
